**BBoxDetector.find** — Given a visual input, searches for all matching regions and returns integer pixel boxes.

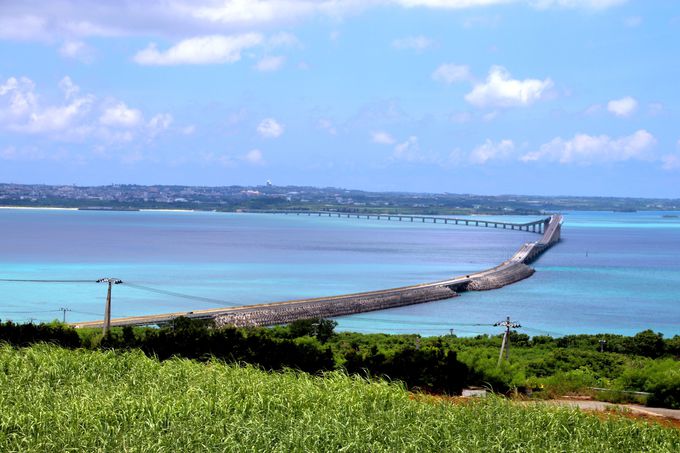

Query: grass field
[0,344,678,452]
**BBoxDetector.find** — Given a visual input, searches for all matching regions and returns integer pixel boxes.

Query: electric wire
[124,282,240,307]
[0,278,95,283]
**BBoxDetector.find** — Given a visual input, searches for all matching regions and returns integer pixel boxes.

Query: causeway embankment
[73,214,562,329]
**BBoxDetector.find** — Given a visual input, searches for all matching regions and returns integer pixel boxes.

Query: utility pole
[97,278,123,337]
[59,307,71,323]
[495,316,521,366]
[599,339,607,353]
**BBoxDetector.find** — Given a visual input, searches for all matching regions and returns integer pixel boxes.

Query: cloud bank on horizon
[0,0,679,197]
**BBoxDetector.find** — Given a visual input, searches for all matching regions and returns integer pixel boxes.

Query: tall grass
[0,344,677,452]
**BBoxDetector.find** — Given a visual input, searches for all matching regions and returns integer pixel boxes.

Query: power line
[495,316,521,366]
[125,282,239,307]
[346,316,494,328]
[0,309,62,314]
[0,278,95,283]
[97,278,122,337]
[59,307,71,323]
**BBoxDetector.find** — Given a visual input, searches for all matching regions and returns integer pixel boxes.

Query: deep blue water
[0,209,678,337]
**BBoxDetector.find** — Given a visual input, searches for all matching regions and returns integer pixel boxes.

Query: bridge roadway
[265,210,550,233]
[72,214,562,329]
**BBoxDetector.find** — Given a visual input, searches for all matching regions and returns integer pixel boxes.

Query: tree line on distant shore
[0,317,678,408]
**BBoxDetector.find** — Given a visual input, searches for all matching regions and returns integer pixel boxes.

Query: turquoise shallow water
[0,209,678,337]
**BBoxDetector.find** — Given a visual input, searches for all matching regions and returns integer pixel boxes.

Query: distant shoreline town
[0,183,678,215]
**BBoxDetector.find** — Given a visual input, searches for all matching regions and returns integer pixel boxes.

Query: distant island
[1,183,678,215]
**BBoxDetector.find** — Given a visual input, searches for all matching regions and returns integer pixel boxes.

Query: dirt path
[544,399,680,428]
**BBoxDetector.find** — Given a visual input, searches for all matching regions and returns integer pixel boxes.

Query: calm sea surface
[0,209,678,337]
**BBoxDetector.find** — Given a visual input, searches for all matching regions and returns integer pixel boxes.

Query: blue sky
[1,0,679,197]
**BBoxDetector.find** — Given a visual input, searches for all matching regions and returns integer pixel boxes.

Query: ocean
[0,208,678,337]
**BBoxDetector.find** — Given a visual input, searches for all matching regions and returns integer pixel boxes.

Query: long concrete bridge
[266,210,551,234]
[72,213,562,330]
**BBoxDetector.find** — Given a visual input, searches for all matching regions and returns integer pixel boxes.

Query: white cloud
[389,136,440,164]
[482,110,499,121]
[0,15,50,41]
[392,35,433,51]
[661,153,680,171]
[0,77,37,118]
[530,0,628,10]
[647,102,663,116]
[243,148,265,165]
[99,102,142,127]
[0,75,176,159]
[24,96,94,133]
[432,63,472,84]
[371,131,396,145]
[450,112,472,123]
[584,104,602,116]
[257,118,284,138]
[0,145,60,161]
[607,96,637,117]
[318,119,337,135]
[521,129,656,164]
[0,2,627,45]
[255,55,285,71]
[268,32,301,48]
[397,0,510,7]
[181,125,196,135]
[59,40,94,62]
[661,141,680,170]
[469,139,515,164]
[465,66,553,108]
[58,76,80,99]
[392,135,429,162]
[147,113,173,137]
[0,76,95,134]
[133,34,263,65]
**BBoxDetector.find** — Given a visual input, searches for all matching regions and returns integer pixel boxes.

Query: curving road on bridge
[73,213,562,329]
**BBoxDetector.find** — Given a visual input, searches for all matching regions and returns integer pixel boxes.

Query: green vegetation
[328,329,680,408]
[1,319,679,409]
[1,344,678,452]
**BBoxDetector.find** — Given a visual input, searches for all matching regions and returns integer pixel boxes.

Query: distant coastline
[0,206,79,211]
[2,183,678,215]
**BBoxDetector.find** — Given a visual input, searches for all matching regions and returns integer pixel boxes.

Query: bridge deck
[72,214,562,329]
[266,211,549,233]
